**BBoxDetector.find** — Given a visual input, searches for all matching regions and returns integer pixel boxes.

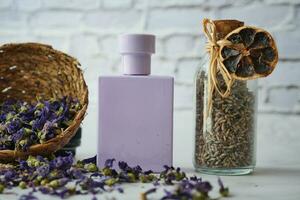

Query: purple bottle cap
[119,34,155,75]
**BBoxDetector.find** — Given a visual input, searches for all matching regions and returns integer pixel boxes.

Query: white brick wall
[0,0,299,163]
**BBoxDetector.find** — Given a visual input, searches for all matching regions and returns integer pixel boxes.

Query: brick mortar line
[262,0,300,6]
[265,85,300,89]
[146,0,273,10]
[140,0,149,30]
[258,110,300,115]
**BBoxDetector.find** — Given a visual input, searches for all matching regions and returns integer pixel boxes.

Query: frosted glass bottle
[98,34,173,172]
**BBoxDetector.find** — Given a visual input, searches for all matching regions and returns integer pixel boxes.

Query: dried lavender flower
[0,155,229,200]
[218,177,230,197]
[85,163,98,172]
[0,183,5,193]
[19,181,27,189]
[0,97,81,151]
[140,188,157,200]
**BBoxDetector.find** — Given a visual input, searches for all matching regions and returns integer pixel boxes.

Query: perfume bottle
[98,34,173,171]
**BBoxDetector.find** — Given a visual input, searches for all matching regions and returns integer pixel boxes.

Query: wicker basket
[0,43,88,161]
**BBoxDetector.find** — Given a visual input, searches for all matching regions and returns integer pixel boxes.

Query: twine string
[202,19,235,116]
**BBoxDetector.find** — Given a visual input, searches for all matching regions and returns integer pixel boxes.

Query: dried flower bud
[49,180,59,188]
[102,168,112,176]
[0,97,81,151]
[85,163,98,172]
[220,187,230,197]
[0,184,5,193]
[40,179,49,186]
[0,155,228,200]
[105,178,118,186]
[19,181,27,189]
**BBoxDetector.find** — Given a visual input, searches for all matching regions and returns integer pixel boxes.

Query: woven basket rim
[0,42,89,161]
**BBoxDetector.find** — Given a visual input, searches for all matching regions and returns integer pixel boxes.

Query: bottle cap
[119,34,155,54]
[119,34,155,75]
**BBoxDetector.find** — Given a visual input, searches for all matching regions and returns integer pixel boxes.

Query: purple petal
[104,159,115,168]
[19,160,30,170]
[195,181,213,193]
[36,164,50,177]
[144,187,156,195]
[82,155,97,165]
[19,192,38,200]
[132,165,142,174]
[144,170,153,175]
[118,161,129,171]
[218,177,224,189]
[39,186,52,194]
[12,128,25,142]
[116,187,124,193]
[69,168,85,179]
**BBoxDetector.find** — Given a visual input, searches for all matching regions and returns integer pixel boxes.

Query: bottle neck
[122,53,151,75]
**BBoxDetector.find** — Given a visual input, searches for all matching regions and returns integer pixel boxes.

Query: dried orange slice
[219,26,278,80]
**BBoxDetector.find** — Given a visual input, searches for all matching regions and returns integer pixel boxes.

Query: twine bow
[202,19,234,114]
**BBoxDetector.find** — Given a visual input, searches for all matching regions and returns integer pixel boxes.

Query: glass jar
[193,53,257,175]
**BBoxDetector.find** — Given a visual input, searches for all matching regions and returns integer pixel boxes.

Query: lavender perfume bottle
[98,34,173,171]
